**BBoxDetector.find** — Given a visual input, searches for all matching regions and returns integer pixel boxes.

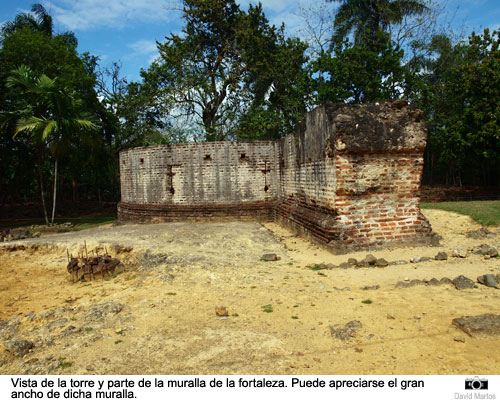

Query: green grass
[421,200,500,226]
[361,299,373,304]
[58,357,72,369]
[261,304,273,313]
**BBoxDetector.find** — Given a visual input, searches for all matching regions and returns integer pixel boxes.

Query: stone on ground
[452,314,500,337]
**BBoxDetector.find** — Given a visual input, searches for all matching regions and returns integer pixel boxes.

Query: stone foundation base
[117,201,275,223]
[118,201,439,253]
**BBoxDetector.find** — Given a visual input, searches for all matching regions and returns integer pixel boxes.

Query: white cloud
[126,39,160,68]
[43,0,181,31]
[128,39,158,55]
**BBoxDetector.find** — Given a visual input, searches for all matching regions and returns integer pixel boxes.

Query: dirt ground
[0,209,499,375]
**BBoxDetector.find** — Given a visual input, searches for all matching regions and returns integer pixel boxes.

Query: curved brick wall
[118,141,278,221]
[118,101,438,252]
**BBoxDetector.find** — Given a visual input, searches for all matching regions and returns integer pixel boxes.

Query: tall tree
[3,66,97,223]
[328,0,428,48]
[142,0,309,141]
[313,32,407,103]
[1,3,76,45]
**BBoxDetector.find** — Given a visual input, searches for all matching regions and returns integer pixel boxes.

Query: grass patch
[361,299,373,304]
[84,327,93,332]
[166,292,177,296]
[114,340,123,345]
[58,357,72,369]
[421,200,500,226]
[261,304,273,313]
[306,265,323,271]
[291,316,299,319]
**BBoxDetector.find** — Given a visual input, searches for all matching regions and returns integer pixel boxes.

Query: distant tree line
[1,1,499,220]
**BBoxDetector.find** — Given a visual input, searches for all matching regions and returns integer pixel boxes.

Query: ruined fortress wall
[275,103,436,251]
[118,141,279,221]
[118,101,437,251]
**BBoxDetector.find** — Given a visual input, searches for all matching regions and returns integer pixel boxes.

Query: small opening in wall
[140,158,144,164]
[204,154,211,161]
[169,187,175,195]
[240,153,246,159]
[264,185,269,192]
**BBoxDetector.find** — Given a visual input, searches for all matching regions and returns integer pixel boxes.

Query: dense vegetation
[1,0,499,221]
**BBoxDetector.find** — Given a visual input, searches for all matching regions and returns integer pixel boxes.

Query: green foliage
[141,0,310,141]
[328,0,428,48]
[0,5,123,209]
[314,32,407,103]
[415,29,500,186]
[420,201,500,226]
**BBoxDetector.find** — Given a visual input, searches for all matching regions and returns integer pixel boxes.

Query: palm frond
[41,120,58,141]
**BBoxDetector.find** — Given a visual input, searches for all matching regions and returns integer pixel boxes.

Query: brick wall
[118,101,438,252]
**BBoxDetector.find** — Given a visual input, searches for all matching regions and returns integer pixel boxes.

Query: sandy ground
[0,209,499,375]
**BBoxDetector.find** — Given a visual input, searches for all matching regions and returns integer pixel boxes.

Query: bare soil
[1,210,499,375]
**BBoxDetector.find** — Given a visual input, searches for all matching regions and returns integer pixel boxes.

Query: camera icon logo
[465,376,488,390]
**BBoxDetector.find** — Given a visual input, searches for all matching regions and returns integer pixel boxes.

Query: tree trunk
[72,178,77,202]
[51,158,58,225]
[38,167,49,225]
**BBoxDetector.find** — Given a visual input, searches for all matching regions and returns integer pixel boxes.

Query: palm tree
[5,65,97,224]
[328,0,428,47]
[1,3,77,45]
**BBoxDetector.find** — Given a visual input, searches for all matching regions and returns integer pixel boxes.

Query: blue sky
[1,0,500,83]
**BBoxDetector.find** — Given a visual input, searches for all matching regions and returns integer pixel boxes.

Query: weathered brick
[118,101,438,253]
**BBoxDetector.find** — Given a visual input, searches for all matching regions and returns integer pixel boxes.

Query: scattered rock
[86,302,124,321]
[452,314,500,337]
[329,320,362,341]
[261,253,280,261]
[347,258,358,265]
[434,252,448,261]
[420,257,432,262]
[440,277,453,285]
[215,306,229,317]
[364,255,377,265]
[390,260,408,265]
[452,275,475,290]
[474,244,498,257]
[386,313,395,320]
[4,339,34,357]
[453,336,466,343]
[427,278,441,286]
[339,262,351,269]
[410,257,420,263]
[477,274,497,288]
[452,249,467,258]
[466,228,496,239]
[375,258,388,267]
[361,285,380,290]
